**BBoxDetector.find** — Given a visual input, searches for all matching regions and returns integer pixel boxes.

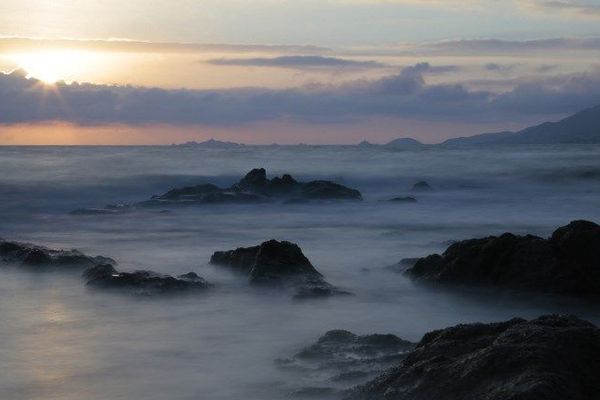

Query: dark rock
[277,329,414,394]
[411,181,432,191]
[210,240,350,298]
[73,169,361,213]
[346,314,600,400]
[139,168,362,207]
[300,181,362,200]
[388,197,417,203]
[83,264,210,295]
[0,239,115,270]
[399,258,419,266]
[406,220,600,295]
[70,208,121,215]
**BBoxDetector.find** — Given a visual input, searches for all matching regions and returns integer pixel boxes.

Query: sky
[1,0,600,144]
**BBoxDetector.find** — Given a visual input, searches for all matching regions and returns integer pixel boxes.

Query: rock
[411,181,432,191]
[300,181,362,200]
[72,169,361,213]
[83,264,210,295]
[346,315,600,400]
[0,239,115,270]
[388,197,417,203]
[140,168,362,207]
[406,220,600,295]
[276,329,414,394]
[210,240,350,298]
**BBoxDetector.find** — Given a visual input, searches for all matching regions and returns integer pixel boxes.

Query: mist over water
[1,144,600,400]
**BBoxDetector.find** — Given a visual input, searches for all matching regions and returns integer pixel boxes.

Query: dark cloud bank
[1,63,600,126]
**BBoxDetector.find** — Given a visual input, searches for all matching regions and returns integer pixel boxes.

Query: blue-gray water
[1,144,600,400]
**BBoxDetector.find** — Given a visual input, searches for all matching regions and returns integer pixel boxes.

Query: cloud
[1,63,600,128]
[532,1,600,16]
[0,37,331,55]
[205,55,384,69]
[359,37,600,57]
[484,63,517,73]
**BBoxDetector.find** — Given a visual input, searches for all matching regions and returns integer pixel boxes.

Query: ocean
[1,144,599,399]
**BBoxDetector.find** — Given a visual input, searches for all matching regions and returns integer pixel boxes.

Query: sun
[10,50,102,84]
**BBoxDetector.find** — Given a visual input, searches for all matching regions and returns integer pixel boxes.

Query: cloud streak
[0,37,331,55]
[205,55,384,69]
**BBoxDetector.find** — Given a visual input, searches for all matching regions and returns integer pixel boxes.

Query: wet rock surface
[140,168,362,206]
[346,314,600,400]
[406,220,600,295]
[210,239,350,298]
[276,330,415,398]
[0,239,115,270]
[83,264,211,295]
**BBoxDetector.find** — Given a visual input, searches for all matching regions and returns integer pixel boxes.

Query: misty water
[1,144,600,400]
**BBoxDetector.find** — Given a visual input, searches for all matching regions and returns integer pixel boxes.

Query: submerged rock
[210,239,350,298]
[0,239,115,270]
[406,220,600,295]
[410,181,432,191]
[83,264,210,295]
[276,329,414,396]
[346,315,600,400]
[388,197,417,203]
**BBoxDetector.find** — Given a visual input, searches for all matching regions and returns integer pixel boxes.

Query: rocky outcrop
[83,264,211,295]
[277,330,415,397]
[0,239,115,269]
[406,220,600,295]
[210,239,350,298]
[139,168,362,207]
[346,315,600,400]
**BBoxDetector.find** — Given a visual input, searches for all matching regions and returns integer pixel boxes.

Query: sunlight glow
[9,50,104,84]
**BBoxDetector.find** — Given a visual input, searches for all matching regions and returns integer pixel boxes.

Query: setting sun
[9,50,103,84]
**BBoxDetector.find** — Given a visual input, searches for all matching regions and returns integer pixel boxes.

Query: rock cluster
[140,168,362,206]
[406,220,600,295]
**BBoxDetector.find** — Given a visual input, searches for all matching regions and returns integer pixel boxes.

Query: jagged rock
[71,169,361,213]
[276,329,414,395]
[406,220,600,295]
[388,197,417,203]
[83,264,210,295]
[346,315,600,400]
[140,168,362,207]
[210,239,350,298]
[0,239,115,269]
[411,181,432,191]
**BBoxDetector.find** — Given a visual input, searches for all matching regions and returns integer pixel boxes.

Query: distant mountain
[178,138,244,148]
[385,137,424,148]
[443,104,600,146]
